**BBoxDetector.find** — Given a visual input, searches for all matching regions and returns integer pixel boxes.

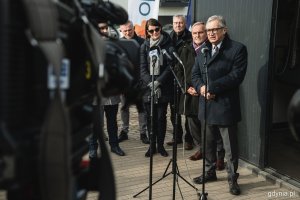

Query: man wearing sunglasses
[192,15,247,195]
[118,20,149,145]
[167,15,194,151]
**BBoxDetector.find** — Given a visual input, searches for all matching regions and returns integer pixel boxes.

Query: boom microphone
[161,49,173,61]
[169,47,183,66]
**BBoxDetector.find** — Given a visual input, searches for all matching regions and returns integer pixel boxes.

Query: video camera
[0,0,141,199]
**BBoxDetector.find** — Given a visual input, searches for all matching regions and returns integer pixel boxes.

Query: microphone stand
[149,57,156,200]
[200,51,208,200]
[133,56,156,200]
[133,60,198,200]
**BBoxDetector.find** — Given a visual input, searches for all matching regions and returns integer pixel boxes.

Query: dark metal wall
[194,0,274,167]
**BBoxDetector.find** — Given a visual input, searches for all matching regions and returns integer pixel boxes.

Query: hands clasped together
[200,85,215,100]
[148,80,161,99]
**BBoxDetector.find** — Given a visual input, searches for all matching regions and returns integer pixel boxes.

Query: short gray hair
[206,15,226,28]
[173,15,186,23]
[191,21,205,29]
[120,20,134,28]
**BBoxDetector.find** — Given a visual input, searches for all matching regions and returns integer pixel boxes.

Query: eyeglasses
[206,27,223,34]
[147,27,160,34]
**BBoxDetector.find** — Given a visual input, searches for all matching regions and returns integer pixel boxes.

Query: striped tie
[212,45,218,56]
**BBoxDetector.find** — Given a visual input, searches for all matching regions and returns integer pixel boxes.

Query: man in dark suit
[191,15,247,195]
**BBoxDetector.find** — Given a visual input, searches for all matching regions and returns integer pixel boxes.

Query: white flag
[128,0,160,38]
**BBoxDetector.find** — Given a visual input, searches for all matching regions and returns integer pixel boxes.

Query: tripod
[133,59,198,199]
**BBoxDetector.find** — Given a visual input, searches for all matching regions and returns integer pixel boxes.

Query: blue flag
[186,0,192,30]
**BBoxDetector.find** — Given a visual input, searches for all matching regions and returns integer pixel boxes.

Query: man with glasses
[192,15,247,195]
[118,20,149,144]
[167,15,194,151]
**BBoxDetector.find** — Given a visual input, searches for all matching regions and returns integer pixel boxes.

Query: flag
[186,0,192,30]
[128,0,160,38]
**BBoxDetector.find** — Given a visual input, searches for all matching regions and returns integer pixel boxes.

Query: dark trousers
[184,117,194,143]
[144,102,168,149]
[102,104,119,147]
[88,104,119,158]
[204,124,239,177]
[170,102,183,141]
[186,115,201,148]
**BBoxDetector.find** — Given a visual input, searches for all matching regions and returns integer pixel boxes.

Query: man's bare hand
[187,87,199,96]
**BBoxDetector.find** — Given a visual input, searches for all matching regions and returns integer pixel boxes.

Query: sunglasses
[147,27,160,34]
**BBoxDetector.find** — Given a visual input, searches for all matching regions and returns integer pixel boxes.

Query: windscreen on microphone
[149,46,160,54]
[161,49,173,61]
[201,47,209,54]
[152,55,157,62]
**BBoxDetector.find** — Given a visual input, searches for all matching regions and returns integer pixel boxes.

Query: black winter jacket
[140,31,174,103]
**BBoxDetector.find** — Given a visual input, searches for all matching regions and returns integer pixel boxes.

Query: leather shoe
[216,159,225,170]
[184,142,193,150]
[118,131,128,142]
[145,146,157,157]
[193,172,217,184]
[189,150,202,161]
[140,134,150,144]
[111,146,125,156]
[166,139,183,146]
[158,147,168,157]
[228,173,240,195]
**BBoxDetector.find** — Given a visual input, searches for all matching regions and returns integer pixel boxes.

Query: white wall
[107,0,188,16]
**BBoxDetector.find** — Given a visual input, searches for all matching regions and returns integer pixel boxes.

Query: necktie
[212,45,218,56]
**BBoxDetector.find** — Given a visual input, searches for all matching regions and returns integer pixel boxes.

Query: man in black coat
[192,15,247,195]
[118,20,149,145]
[167,15,194,150]
[176,22,225,167]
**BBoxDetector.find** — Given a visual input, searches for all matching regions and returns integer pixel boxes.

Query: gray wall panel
[194,0,274,166]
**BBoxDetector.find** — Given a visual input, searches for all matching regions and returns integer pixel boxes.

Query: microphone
[169,47,183,66]
[201,47,209,54]
[149,46,160,75]
[161,49,173,61]
[152,55,157,64]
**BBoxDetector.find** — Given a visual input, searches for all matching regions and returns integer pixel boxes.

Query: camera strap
[21,0,72,199]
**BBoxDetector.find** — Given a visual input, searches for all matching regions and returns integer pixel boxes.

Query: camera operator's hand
[147,81,160,91]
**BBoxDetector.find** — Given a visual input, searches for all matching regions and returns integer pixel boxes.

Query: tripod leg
[175,165,198,190]
[133,159,173,198]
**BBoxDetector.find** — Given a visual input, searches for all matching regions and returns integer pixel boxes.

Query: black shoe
[111,146,125,156]
[145,146,156,157]
[193,172,217,184]
[140,134,150,144]
[118,131,128,142]
[157,147,168,157]
[228,173,241,195]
